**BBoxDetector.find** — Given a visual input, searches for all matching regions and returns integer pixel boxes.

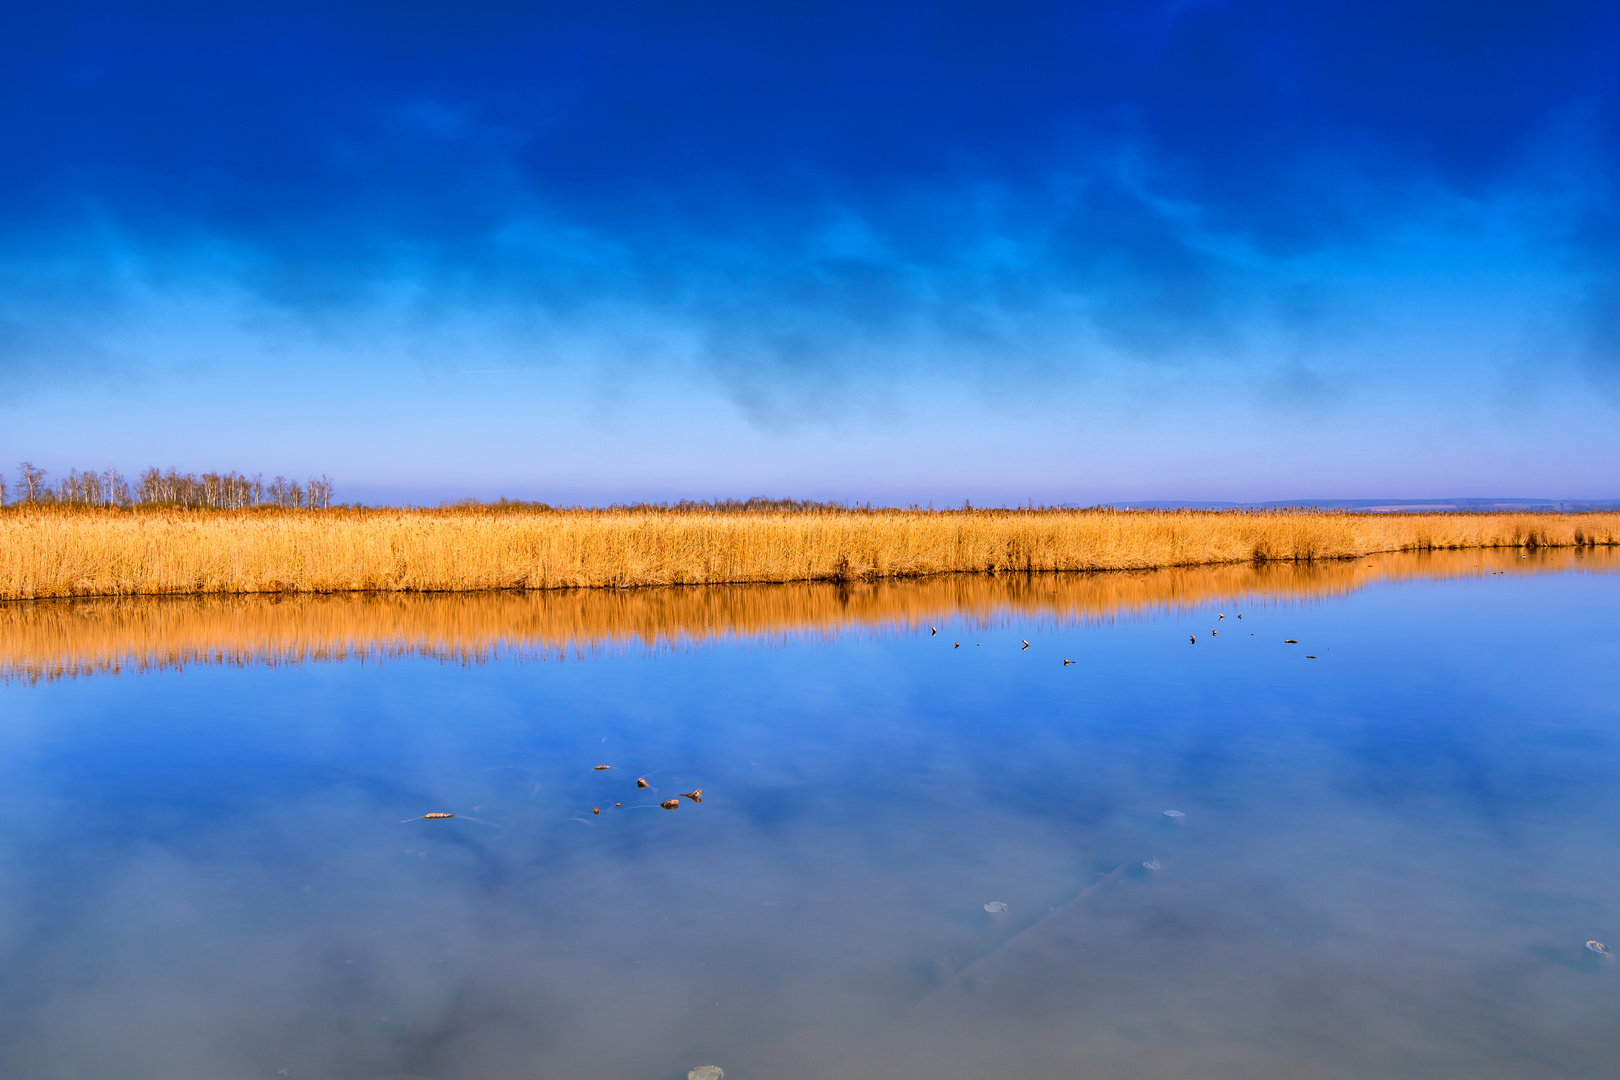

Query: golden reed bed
[3,547,1614,683]
[1,506,1616,601]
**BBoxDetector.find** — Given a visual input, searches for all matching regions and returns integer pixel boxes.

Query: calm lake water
[1,550,1617,1080]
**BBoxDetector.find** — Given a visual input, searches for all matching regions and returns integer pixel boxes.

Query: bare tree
[137,467,160,504]
[18,462,47,503]
[107,469,132,507]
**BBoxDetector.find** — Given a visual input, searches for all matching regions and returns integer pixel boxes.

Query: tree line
[1,463,334,509]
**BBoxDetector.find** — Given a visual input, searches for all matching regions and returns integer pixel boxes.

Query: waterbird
[1237,614,1242,619]
[954,642,960,649]
[1306,655,1317,659]
[594,765,614,771]
[1063,659,1075,666]
[592,807,600,815]
[422,813,454,820]
[660,799,680,810]
[1284,640,1298,644]
[636,777,649,788]
[1190,635,1196,644]
[1218,614,1225,621]
[677,789,703,802]
[931,627,937,635]
[1211,630,1217,636]
[1021,640,1030,650]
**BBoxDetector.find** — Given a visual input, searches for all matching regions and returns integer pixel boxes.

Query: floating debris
[677,789,703,803]
[689,1068,725,1080]
[660,799,680,810]
[983,901,1009,914]
[422,813,454,820]
[1284,639,1298,644]
[1163,810,1185,819]
[636,777,649,788]
[1588,940,1612,956]
[593,765,614,771]
[1021,640,1030,650]
[1142,859,1162,870]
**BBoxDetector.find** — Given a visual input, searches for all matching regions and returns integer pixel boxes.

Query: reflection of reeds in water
[3,548,1612,683]
[2,506,1617,601]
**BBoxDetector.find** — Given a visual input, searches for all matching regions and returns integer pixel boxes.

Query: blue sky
[3,0,1618,504]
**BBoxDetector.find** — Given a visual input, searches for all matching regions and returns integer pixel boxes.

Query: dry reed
[0,505,1616,602]
[5,547,1610,683]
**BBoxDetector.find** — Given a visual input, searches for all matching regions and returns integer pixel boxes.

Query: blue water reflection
[1,557,1618,1079]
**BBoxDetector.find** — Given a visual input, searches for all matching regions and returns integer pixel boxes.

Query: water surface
[1,550,1617,1079]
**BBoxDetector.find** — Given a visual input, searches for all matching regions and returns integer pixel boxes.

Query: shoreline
[3,506,1617,602]
[1,543,1615,606]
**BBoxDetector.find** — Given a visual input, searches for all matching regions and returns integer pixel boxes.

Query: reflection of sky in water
[1,563,1618,1079]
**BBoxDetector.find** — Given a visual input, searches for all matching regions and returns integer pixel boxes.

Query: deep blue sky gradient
[3,0,1619,502]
